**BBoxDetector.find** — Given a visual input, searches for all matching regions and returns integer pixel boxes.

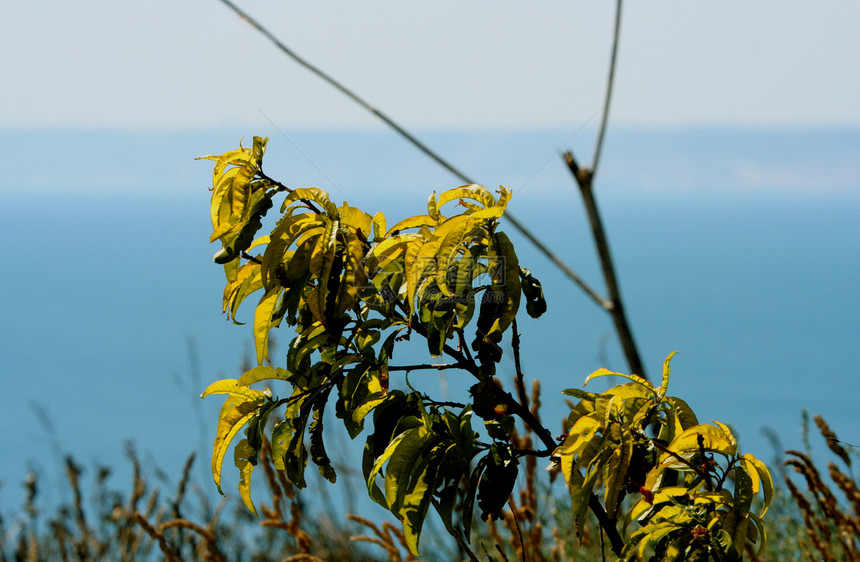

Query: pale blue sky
[3,1,859,130]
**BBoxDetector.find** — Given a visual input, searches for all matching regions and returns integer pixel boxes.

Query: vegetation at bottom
[2,408,857,560]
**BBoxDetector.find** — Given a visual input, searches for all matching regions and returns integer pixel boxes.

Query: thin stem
[506,497,527,562]
[511,319,529,411]
[589,493,624,557]
[592,0,623,178]
[631,428,711,484]
[408,318,481,379]
[388,363,464,372]
[215,0,606,303]
[457,329,475,366]
[256,169,324,215]
[504,214,610,310]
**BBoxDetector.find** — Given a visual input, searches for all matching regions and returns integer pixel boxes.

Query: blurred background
[2,0,859,532]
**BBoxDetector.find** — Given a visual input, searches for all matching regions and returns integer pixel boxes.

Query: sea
[1,127,859,529]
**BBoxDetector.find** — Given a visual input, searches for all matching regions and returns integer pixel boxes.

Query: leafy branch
[198,139,772,559]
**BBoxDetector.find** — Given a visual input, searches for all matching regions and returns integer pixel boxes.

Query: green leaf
[603,425,633,517]
[270,419,292,471]
[462,455,488,541]
[486,232,521,336]
[261,211,324,288]
[310,397,337,483]
[430,215,473,297]
[400,441,447,555]
[383,426,436,513]
[519,267,547,318]
[477,447,518,521]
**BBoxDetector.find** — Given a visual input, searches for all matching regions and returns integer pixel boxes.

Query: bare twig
[592,0,623,177]
[511,319,529,411]
[388,362,464,372]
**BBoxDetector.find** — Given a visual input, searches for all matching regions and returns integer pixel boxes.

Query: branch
[256,168,324,215]
[565,152,646,380]
[388,363,464,372]
[589,493,624,557]
[511,319,529,411]
[407,317,481,379]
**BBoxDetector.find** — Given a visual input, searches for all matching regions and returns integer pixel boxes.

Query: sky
[2,1,859,131]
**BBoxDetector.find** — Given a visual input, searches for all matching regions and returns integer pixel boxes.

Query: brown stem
[589,494,624,557]
[389,362,464,372]
[511,319,529,411]
[564,152,646,380]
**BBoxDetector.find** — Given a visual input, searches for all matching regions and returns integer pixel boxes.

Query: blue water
[1,128,859,522]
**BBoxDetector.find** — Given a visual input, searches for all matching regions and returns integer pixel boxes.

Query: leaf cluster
[554,352,773,560]
[198,138,775,560]
[199,138,548,556]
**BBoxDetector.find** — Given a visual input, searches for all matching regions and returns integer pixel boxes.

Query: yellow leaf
[366,233,418,276]
[254,286,283,365]
[658,351,679,398]
[338,202,373,236]
[385,214,438,237]
[209,396,262,494]
[236,366,289,386]
[660,423,738,466]
[466,186,511,221]
[713,420,737,451]
[740,454,773,517]
[234,439,258,515]
[307,220,338,322]
[427,191,440,221]
[436,184,495,212]
[584,367,654,392]
[430,215,473,297]
[281,187,339,217]
[371,211,387,241]
[201,379,267,401]
[555,416,601,460]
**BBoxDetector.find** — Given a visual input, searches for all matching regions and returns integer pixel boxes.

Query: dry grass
[0,439,376,561]
[783,414,860,561]
[4,400,856,560]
